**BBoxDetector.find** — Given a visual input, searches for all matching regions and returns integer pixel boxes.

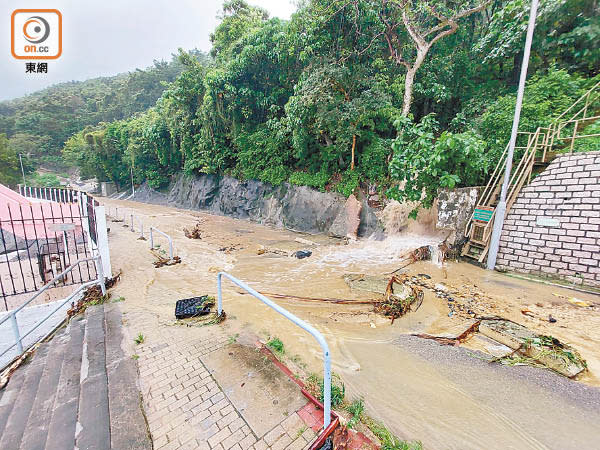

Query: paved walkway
[124,310,318,450]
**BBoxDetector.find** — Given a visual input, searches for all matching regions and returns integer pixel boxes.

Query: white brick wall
[496,151,600,287]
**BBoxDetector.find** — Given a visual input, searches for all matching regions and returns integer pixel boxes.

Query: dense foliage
[1,0,598,210]
[0,56,189,166]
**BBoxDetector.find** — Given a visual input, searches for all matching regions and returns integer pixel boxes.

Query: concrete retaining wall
[496,151,600,287]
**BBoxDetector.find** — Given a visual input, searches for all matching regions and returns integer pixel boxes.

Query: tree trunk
[401,49,428,117]
[402,69,416,116]
[351,134,356,170]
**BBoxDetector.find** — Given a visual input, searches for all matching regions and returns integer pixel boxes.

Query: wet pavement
[102,198,600,450]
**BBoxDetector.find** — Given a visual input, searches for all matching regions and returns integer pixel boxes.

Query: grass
[228,333,239,344]
[112,296,125,303]
[307,373,345,408]
[131,354,139,360]
[266,337,285,355]
[134,333,145,345]
[522,335,587,369]
[364,417,423,450]
[345,398,364,429]
[295,426,307,439]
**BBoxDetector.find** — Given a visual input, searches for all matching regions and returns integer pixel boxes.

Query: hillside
[0,55,190,167]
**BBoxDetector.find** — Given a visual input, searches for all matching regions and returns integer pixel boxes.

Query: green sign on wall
[474,208,494,223]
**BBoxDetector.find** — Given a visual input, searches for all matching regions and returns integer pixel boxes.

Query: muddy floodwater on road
[102,198,600,450]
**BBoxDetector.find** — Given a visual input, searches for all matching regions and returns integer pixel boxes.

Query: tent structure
[0,183,84,243]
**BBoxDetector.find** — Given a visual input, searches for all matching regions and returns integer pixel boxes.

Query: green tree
[0,134,20,186]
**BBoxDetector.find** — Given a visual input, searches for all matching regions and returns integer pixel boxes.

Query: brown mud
[102,199,600,450]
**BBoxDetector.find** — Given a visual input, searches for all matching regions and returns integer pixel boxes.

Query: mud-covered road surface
[102,198,600,450]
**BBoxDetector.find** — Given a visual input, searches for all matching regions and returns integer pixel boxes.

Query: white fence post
[94,206,112,279]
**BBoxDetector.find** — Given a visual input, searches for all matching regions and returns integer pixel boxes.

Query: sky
[0,0,297,101]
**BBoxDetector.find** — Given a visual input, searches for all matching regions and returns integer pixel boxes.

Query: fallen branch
[236,290,376,305]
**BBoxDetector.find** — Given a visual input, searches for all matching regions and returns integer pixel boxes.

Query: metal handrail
[0,256,105,359]
[150,227,174,260]
[216,272,332,429]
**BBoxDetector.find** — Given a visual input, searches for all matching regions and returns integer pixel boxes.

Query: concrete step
[104,303,152,449]
[0,302,151,450]
[75,305,110,450]
[0,343,50,449]
[0,360,27,439]
[45,315,86,450]
[20,326,69,450]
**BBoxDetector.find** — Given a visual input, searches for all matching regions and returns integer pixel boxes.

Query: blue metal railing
[217,272,332,428]
[0,256,105,361]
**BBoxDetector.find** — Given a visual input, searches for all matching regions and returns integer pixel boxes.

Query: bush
[289,169,330,191]
[389,114,490,216]
[335,170,360,197]
[477,69,597,160]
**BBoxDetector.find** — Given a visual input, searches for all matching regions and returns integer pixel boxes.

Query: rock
[549,315,557,323]
[436,186,480,245]
[434,283,448,292]
[292,250,312,259]
[329,194,362,239]
[131,173,383,237]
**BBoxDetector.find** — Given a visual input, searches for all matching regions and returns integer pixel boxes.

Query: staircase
[462,80,600,262]
[0,304,151,450]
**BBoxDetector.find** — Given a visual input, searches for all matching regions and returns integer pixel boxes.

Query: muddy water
[102,199,600,450]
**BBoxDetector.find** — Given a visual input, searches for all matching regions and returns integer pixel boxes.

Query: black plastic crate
[175,296,213,319]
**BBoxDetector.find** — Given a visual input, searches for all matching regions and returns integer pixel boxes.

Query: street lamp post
[487,0,540,270]
[19,154,26,186]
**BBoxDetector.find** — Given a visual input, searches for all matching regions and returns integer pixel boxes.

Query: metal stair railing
[0,256,105,362]
[463,128,543,261]
[464,131,536,240]
[463,81,600,261]
[217,272,332,429]
[542,80,600,160]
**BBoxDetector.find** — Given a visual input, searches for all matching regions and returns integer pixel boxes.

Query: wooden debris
[257,245,289,256]
[294,237,318,246]
[344,274,423,323]
[183,222,203,239]
[389,236,453,274]
[479,319,587,377]
[411,320,480,346]
[151,249,182,268]
[236,290,376,305]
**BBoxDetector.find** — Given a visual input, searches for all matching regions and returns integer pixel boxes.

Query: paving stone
[208,426,233,447]
[271,434,293,450]
[264,425,286,446]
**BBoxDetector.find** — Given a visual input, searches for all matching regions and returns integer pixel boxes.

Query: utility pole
[487,0,539,270]
[19,154,26,186]
[130,166,135,197]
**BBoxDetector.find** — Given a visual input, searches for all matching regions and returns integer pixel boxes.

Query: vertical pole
[19,154,26,187]
[130,214,134,231]
[10,313,23,354]
[150,228,154,249]
[487,0,539,271]
[96,256,106,296]
[323,353,331,428]
[131,166,135,197]
[570,121,578,153]
[94,206,112,279]
[217,273,223,315]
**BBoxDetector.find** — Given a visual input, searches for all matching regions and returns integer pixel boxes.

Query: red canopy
[0,184,83,240]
